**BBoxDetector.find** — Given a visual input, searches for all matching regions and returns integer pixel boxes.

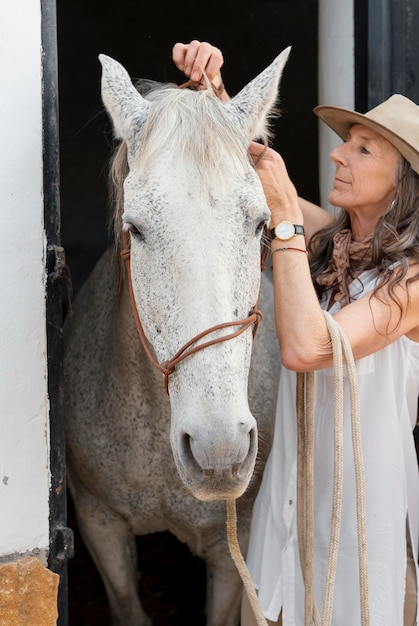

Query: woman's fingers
[172,40,224,84]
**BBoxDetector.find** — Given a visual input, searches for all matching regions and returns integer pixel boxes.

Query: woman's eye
[360,146,370,155]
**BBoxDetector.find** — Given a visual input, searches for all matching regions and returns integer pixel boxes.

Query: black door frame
[42,1,74,624]
[355,0,419,111]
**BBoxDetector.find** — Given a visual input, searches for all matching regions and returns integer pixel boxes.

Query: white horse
[64,48,289,626]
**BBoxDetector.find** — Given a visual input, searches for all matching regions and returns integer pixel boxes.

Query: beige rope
[226,499,268,626]
[327,313,370,626]
[296,310,369,626]
[297,370,318,624]
[225,310,369,626]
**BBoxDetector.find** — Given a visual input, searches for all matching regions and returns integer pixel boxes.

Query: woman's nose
[330,143,346,166]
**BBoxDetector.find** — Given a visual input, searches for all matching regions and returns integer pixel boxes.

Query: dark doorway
[57,1,319,623]
[58,0,319,297]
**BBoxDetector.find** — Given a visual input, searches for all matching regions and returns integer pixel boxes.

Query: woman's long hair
[309,157,419,321]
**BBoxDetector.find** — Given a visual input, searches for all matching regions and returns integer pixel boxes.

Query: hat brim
[314,104,419,175]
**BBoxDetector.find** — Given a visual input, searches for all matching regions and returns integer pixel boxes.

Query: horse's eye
[256,221,266,234]
[125,223,144,241]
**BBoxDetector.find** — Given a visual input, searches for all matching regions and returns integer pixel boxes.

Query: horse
[64,47,289,626]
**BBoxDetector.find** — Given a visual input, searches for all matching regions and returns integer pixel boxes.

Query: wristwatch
[270,221,305,241]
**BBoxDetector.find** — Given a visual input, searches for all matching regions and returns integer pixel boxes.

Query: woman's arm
[278,263,419,371]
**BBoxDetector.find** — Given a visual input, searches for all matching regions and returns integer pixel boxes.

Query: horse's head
[99,48,290,501]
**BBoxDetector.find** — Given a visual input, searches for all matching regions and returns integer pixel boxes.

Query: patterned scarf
[316,229,374,306]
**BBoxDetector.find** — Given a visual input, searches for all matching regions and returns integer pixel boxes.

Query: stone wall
[0,559,59,626]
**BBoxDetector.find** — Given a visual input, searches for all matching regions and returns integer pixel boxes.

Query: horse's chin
[189,484,248,503]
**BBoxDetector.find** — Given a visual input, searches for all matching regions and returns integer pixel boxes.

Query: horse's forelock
[108,81,260,284]
[138,84,251,182]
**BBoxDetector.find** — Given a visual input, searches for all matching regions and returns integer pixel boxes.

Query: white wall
[318,0,355,212]
[0,1,50,559]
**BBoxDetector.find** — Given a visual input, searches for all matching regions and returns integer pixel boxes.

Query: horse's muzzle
[173,421,259,502]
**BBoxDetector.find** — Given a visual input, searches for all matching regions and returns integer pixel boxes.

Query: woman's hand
[248,141,301,225]
[248,141,333,241]
[172,40,227,99]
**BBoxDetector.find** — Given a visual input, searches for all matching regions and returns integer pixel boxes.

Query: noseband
[121,230,267,394]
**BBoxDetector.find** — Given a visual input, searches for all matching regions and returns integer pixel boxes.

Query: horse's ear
[99,54,149,143]
[224,46,291,141]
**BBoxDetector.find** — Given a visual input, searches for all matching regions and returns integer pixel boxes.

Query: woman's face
[328,124,400,220]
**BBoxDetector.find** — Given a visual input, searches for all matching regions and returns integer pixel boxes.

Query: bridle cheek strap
[121,231,264,394]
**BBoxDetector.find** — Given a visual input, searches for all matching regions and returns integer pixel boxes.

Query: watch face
[275,221,295,240]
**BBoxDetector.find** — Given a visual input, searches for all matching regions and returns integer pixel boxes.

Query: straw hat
[314,94,419,175]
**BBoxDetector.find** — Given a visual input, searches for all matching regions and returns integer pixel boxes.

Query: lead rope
[225,310,369,626]
[296,310,370,626]
[226,499,268,626]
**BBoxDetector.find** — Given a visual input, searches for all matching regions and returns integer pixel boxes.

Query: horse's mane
[108,80,264,272]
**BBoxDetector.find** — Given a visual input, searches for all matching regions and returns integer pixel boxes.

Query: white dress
[247,268,419,625]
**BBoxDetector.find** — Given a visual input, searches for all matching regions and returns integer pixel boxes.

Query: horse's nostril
[182,433,194,461]
[181,432,204,478]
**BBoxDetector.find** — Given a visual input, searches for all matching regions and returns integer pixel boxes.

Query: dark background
[58,0,319,297]
[57,0,319,623]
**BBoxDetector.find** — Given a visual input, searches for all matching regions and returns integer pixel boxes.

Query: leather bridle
[121,229,268,394]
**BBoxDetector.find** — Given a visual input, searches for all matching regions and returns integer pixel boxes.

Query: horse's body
[64,49,289,626]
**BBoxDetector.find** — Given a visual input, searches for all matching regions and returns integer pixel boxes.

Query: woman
[173,42,419,625]
[244,97,419,626]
